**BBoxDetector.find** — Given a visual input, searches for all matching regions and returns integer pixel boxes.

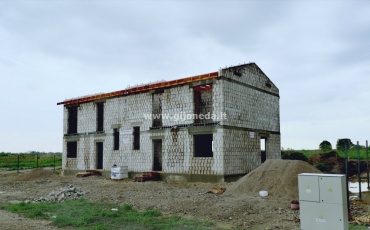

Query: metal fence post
[357,141,361,201]
[366,140,369,189]
[344,144,350,220]
[36,154,39,168]
[17,154,20,173]
[54,155,56,171]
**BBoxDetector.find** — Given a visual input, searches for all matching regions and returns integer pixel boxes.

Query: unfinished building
[57,63,281,182]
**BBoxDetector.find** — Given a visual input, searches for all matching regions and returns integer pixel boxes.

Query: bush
[281,152,308,162]
[316,163,330,172]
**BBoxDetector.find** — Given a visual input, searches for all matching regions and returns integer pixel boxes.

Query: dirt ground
[1,166,368,230]
[0,169,301,230]
[0,209,59,230]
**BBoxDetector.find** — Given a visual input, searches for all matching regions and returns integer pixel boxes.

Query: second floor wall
[63,70,280,135]
[63,82,224,135]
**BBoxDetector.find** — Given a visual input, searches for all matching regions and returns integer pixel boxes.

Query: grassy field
[349,225,368,230]
[283,148,369,160]
[0,199,216,230]
[0,153,62,170]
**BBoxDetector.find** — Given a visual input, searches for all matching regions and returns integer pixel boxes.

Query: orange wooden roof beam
[57,71,218,106]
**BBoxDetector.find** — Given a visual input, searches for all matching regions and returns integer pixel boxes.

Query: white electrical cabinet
[298,173,348,230]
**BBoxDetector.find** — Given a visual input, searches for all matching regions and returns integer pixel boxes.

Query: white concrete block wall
[63,108,68,134]
[127,132,152,172]
[197,89,213,123]
[212,80,224,123]
[87,136,95,169]
[62,64,281,177]
[218,65,281,175]
[62,140,67,169]
[161,85,194,126]
[221,64,279,95]
[98,92,153,172]
[74,136,92,170]
[119,93,152,130]
[77,103,96,133]
[63,83,224,173]
[77,139,86,169]
[104,100,119,130]
[159,129,222,175]
[63,92,153,171]
[163,130,186,173]
[103,134,113,169]
[266,134,281,159]
[222,130,281,175]
[211,128,224,175]
[118,131,132,167]
[223,129,259,175]
[221,80,280,132]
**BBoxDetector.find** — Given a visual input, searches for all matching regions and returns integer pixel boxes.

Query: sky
[0,0,369,152]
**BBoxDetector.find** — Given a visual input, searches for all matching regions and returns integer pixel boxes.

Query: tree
[319,140,332,152]
[336,138,354,151]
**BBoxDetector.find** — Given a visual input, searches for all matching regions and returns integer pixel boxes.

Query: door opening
[96,142,103,169]
[260,138,267,163]
[153,140,162,171]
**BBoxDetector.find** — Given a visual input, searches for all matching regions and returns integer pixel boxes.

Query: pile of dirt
[224,159,321,200]
[310,151,344,165]
[14,169,56,181]
[309,151,367,176]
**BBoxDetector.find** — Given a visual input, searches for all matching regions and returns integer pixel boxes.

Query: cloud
[0,0,369,152]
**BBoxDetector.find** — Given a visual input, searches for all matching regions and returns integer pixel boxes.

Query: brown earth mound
[310,151,344,166]
[309,151,367,176]
[224,159,321,200]
[14,169,56,181]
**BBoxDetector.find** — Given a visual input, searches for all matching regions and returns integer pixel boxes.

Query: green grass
[1,199,367,230]
[0,153,62,170]
[283,148,369,160]
[340,147,369,160]
[349,224,368,230]
[0,199,216,230]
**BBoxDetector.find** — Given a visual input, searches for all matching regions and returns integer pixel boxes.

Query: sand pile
[14,169,56,181]
[224,159,321,200]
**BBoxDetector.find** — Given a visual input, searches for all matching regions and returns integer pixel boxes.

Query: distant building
[57,63,281,182]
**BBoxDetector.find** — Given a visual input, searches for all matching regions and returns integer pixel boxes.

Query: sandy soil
[0,169,301,230]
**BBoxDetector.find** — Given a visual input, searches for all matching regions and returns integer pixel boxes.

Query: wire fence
[0,154,62,172]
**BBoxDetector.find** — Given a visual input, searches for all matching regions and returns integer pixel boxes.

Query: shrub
[316,163,330,172]
[282,152,308,162]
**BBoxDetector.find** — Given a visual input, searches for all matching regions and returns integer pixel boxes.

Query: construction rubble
[33,185,86,203]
